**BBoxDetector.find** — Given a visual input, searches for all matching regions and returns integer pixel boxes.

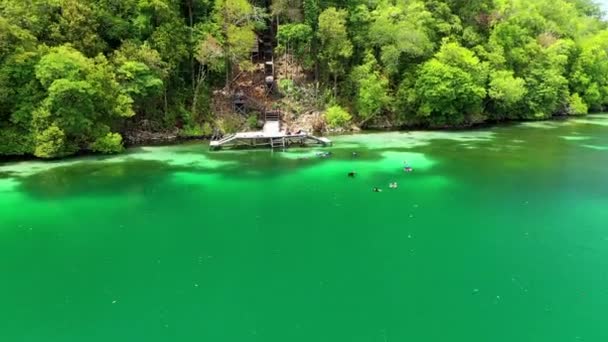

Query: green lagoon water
[1,116,608,342]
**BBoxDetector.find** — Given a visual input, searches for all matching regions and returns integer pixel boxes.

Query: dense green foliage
[0,0,230,157]
[325,104,352,128]
[1,0,607,157]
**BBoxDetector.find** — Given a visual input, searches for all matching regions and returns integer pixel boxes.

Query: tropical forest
[1,0,608,158]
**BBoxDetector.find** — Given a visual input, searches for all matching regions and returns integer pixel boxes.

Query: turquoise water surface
[1,116,608,341]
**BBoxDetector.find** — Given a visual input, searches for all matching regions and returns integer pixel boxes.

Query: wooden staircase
[265,110,280,122]
[264,110,283,150]
[259,0,276,91]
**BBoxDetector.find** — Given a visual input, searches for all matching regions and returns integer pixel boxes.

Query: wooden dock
[209,130,331,150]
[210,115,331,151]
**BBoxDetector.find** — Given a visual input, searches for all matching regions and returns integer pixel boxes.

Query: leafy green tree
[272,0,302,22]
[489,70,526,107]
[318,7,353,95]
[350,53,390,124]
[368,1,434,76]
[33,45,134,157]
[570,30,608,110]
[302,0,319,30]
[347,5,371,60]
[408,42,487,126]
[277,23,314,69]
[488,70,526,118]
[117,61,163,104]
[519,40,572,119]
[0,17,41,140]
[47,0,107,56]
[214,0,257,86]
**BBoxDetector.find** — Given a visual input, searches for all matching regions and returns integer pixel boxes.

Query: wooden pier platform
[209,130,331,150]
[210,111,331,151]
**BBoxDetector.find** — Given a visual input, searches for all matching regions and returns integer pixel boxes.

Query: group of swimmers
[346,159,413,192]
[315,150,414,192]
[372,182,398,192]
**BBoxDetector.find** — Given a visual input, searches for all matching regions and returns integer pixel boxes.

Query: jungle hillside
[1,0,608,158]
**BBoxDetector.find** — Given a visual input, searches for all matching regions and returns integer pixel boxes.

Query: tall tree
[213,0,256,87]
[318,7,352,96]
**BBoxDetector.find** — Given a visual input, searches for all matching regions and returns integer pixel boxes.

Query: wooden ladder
[270,137,285,151]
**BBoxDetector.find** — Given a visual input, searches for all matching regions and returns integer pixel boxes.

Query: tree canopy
[1,0,608,157]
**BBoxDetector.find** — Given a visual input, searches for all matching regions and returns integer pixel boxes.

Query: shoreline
[1,114,605,163]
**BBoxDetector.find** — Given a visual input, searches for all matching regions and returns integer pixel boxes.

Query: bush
[0,126,33,156]
[218,116,243,134]
[568,93,588,115]
[279,79,295,96]
[202,122,213,136]
[34,124,66,158]
[325,105,352,128]
[278,79,304,100]
[246,114,258,129]
[90,133,124,154]
[180,124,204,137]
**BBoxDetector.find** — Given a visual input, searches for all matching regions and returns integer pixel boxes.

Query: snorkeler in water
[373,187,382,192]
[348,171,356,177]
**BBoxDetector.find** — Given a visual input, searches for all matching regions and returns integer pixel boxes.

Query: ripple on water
[0,145,238,178]
[581,144,608,151]
[520,121,564,129]
[570,115,608,127]
[560,136,591,141]
[332,130,495,149]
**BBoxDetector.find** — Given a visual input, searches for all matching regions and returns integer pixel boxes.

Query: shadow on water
[12,145,392,199]
[16,159,197,200]
[192,145,389,176]
[0,171,16,179]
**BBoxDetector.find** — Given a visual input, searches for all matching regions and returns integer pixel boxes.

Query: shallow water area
[1,116,608,342]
